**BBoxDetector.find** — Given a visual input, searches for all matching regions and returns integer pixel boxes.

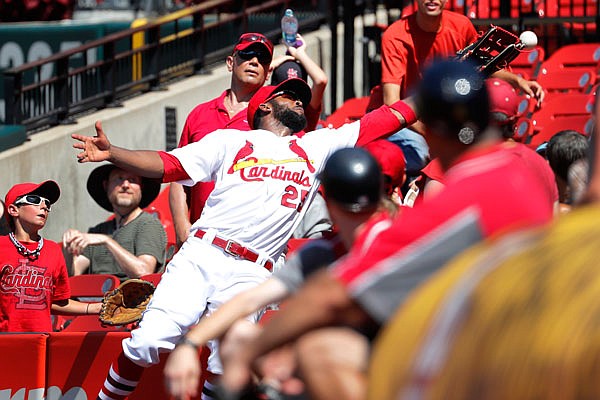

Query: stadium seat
[510,46,545,80]
[140,272,163,286]
[57,274,122,332]
[324,97,370,129]
[527,114,594,148]
[538,43,600,75]
[536,92,595,117]
[536,67,597,95]
[69,274,120,301]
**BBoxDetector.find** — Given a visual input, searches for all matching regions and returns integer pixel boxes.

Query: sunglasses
[236,49,272,65]
[15,195,52,211]
[265,90,300,103]
[237,33,272,50]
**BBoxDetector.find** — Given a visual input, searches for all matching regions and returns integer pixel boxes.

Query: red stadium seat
[69,274,120,300]
[527,114,593,148]
[546,93,595,115]
[140,272,163,287]
[56,274,123,332]
[538,43,600,75]
[510,46,545,80]
[324,97,370,129]
[536,67,597,95]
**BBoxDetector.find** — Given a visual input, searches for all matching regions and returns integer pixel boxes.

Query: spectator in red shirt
[0,180,101,332]
[169,33,273,247]
[380,0,544,183]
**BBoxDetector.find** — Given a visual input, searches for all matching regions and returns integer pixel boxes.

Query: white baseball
[519,31,538,49]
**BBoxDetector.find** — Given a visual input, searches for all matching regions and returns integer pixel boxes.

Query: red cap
[486,78,521,124]
[233,33,273,56]
[363,140,406,190]
[4,180,61,224]
[247,78,312,129]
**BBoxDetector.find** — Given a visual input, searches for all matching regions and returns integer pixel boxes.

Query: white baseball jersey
[169,123,361,261]
[119,104,406,380]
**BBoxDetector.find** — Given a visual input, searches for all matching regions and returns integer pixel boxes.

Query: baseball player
[163,147,394,399]
[73,77,417,400]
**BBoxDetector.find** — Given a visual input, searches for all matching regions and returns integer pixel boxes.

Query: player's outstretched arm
[355,97,419,147]
[72,120,165,179]
[163,278,289,398]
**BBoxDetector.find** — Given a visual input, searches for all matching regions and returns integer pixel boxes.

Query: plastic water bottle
[281,9,298,47]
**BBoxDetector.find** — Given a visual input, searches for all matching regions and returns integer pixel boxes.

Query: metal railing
[3,0,599,133]
[3,0,326,132]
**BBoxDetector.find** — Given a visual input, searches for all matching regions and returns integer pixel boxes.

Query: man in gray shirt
[63,164,167,281]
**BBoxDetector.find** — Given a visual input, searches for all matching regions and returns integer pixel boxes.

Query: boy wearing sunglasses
[0,180,102,332]
[170,32,274,248]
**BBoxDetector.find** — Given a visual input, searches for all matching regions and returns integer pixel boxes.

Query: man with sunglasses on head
[76,77,417,400]
[0,180,102,332]
[170,33,274,249]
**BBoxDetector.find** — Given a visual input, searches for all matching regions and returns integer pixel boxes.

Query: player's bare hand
[72,120,112,164]
[164,344,200,399]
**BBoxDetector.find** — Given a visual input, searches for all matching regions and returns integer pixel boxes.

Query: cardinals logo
[0,260,51,309]
[289,140,315,173]
[228,140,255,174]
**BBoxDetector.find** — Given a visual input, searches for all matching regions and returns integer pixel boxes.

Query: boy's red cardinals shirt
[0,237,70,332]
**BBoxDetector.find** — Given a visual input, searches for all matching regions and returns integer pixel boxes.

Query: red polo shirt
[178,90,251,222]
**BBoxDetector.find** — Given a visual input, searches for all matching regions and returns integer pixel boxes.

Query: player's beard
[272,102,307,133]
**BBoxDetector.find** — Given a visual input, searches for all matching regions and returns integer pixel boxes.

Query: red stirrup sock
[97,352,145,400]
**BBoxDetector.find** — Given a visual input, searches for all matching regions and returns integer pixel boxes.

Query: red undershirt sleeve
[356,101,418,147]
[158,151,191,183]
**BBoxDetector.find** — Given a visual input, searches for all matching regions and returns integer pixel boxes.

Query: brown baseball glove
[99,279,155,326]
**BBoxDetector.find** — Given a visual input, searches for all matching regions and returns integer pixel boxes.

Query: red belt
[194,230,273,271]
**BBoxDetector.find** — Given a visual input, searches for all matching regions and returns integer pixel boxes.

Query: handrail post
[56,57,70,124]
[192,11,206,74]
[147,25,161,89]
[101,41,121,107]
[342,0,356,101]
[3,72,21,125]
[328,0,338,113]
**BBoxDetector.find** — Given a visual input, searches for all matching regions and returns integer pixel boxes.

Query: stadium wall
[0,28,334,242]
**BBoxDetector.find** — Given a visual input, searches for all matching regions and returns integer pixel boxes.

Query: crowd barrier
[0,331,208,399]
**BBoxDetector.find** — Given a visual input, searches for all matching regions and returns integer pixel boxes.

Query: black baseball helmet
[319,147,383,213]
[416,59,490,144]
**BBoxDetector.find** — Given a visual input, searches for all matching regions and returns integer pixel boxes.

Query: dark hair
[546,130,589,181]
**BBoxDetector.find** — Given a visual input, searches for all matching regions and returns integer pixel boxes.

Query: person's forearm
[104,238,156,278]
[108,146,164,179]
[186,279,289,347]
[52,299,102,315]
[72,254,90,275]
[245,272,351,362]
[169,182,192,245]
[382,83,401,105]
[294,49,328,89]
